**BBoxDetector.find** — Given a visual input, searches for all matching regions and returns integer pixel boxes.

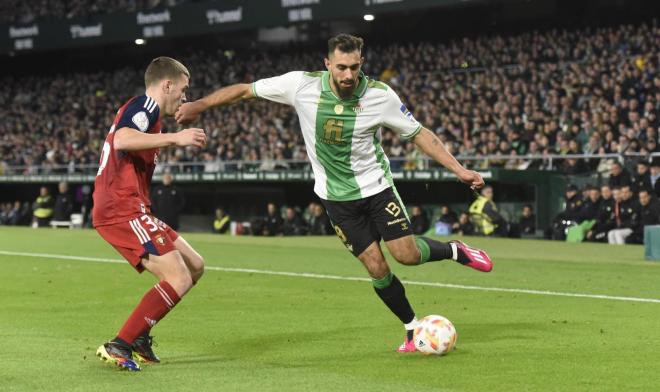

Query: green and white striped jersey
[252,70,422,201]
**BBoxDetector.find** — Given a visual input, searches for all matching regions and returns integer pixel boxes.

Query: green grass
[1,226,660,391]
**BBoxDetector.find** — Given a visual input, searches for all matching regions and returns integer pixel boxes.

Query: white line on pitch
[1,250,659,304]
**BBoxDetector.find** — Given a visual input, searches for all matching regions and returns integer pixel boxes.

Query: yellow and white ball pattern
[413,315,458,355]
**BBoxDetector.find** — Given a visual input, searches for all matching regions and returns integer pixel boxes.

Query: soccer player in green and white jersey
[176,34,493,352]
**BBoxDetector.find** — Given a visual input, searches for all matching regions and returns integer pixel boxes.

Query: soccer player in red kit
[93,57,207,371]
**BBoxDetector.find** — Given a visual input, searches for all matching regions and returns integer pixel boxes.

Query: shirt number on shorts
[140,215,159,232]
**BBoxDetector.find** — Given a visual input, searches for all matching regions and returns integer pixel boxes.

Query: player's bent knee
[192,259,205,282]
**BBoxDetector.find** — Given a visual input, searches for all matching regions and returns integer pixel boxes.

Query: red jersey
[93,95,162,227]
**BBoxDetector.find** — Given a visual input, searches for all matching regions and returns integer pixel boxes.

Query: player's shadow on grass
[164,329,361,366]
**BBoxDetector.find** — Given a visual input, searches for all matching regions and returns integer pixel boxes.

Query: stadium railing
[1,152,657,177]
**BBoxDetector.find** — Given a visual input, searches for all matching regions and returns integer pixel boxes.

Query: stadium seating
[0,22,657,175]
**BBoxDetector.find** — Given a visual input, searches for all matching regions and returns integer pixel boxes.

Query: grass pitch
[1,226,660,391]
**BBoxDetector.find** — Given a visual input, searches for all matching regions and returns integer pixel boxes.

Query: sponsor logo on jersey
[399,104,416,123]
[352,103,364,113]
[132,111,150,132]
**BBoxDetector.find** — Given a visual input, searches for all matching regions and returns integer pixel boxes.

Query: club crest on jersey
[132,111,150,132]
[155,235,165,245]
[334,104,344,115]
[399,104,416,123]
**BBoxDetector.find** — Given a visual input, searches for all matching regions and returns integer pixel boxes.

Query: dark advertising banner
[1,0,482,55]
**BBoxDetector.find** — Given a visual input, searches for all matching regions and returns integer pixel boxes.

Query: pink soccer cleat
[450,240,493,272]
[396,339,417,353]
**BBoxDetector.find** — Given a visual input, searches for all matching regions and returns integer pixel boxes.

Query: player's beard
[333,76,357,100]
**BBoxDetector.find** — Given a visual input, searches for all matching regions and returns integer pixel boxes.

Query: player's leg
[98,250,192,368]
[130,220,204,364]
[173,236,205,284]
[94,215,192,370]
[385,234,492,272]
[373,188,492,272]
[152,217,205,284]
[321,197,418,352]
[356,241,419,352]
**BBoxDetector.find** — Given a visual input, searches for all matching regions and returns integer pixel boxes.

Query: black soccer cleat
[132,334,161,363]
[96,340,141,371]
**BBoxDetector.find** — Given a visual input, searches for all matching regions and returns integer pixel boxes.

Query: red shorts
[96,214,179,273]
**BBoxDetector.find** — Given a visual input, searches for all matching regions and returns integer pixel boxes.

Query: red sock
[117,281,181,344]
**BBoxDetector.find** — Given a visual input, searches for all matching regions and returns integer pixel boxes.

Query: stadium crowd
[546,158,660,244]
[1,21,658,177]
[0,0,186,24]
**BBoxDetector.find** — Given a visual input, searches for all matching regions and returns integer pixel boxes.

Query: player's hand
[175,101,204,125]
[175,128,206,148]
[456,169,485,190]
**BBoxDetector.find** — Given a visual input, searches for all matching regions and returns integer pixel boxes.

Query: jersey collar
[322,71,368,100]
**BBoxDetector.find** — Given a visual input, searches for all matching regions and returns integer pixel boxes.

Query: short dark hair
[144,56,190,88]
[328,34,364,56]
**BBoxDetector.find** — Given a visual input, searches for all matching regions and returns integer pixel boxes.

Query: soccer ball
[413,315,457,355]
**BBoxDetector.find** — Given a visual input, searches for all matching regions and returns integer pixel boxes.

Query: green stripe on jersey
[314,85,361,200]
[373,134,410,220]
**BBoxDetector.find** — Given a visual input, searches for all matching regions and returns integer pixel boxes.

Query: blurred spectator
[469,186,509,236]
[607,185,638,244]
[587,185,617,242]
[455,212,475,236]
[410,205,430,235]
[258,202,283,236]
[53,181,73,222]
[283,207,308,236]
[7,201,27,225]
[308,202,332,235]
[32,186,54,227]
[608,162,632,189]
[626,189,660,244]
[631,161,652,193]
[547,184,583,240]
[579,185,601,222]
[213,207,230,234]
[437,205,458,228]
[651,160,660,198]
[151,173,185,230]
[519,204,536,236]
[0,203,10,224]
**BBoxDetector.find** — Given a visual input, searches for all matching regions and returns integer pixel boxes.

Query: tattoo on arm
[432,138,440,146]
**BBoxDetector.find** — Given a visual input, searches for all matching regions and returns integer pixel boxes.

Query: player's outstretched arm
[412,127,484,190]
[114,127,206,151]
[175,83,254,125]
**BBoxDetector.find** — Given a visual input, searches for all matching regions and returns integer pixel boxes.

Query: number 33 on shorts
[96,214,179,272]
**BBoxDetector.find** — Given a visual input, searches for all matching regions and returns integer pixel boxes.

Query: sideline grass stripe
[2,250,660,304]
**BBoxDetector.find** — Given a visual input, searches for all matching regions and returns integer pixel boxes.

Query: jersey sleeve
[116,96,160,133]
[251,71,304,106]
[381,87,423,140]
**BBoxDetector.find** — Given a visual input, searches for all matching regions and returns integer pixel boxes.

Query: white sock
[404,317,419,330]
[450,242,458,261]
